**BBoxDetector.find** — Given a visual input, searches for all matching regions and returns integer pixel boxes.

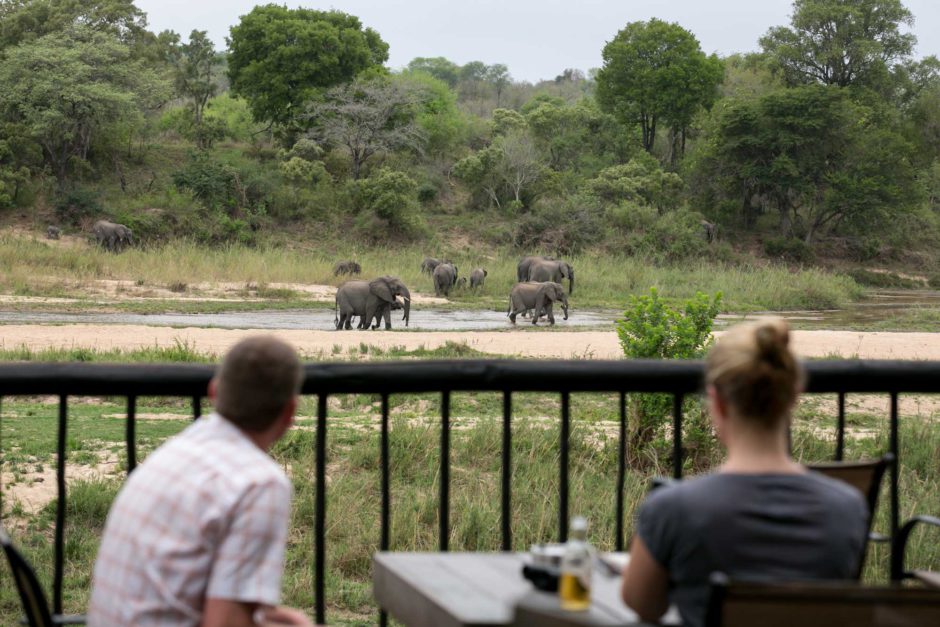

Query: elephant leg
[383,306,392,330]
[547,304,555,326]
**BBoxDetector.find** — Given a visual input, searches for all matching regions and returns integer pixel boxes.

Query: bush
[617,288,722,471]
[417,182,438,203]
[355,168,426,240]
[763,236,815,263]
[54,189,102,225]
[172,152,240,210]
[513,196,604,255]
[848,269,922,289]
[608,205,713,261]
[280,157,329,185]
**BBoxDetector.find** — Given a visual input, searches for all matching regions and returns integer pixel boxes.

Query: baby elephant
[47,226,61,240]
[470,268,487,289]
[333,260,362,276]
[508,282,569,326]
[455,277,468,289]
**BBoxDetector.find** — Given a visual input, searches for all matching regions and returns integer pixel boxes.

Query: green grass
[0,235,864,313]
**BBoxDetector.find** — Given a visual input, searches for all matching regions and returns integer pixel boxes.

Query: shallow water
[0,308,619,331]
[0,290,936,332]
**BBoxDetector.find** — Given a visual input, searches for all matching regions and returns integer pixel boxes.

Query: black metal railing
[1,359,939,624]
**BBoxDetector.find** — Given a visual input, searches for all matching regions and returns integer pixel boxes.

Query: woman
[621,319,867,627]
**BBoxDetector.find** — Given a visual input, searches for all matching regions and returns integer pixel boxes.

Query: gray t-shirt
[636,471,868,627]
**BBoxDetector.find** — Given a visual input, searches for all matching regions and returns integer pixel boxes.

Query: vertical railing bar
[379,393,390,627]
[380,394,391,550]
[315,394,327,625]
[192,395,202,419]
[440,391,450,552]
[0,396,3,522]
[616,392,627,552]
[835,392,846,461]
[889,391,900,563]
[126,395,137,474]
[559,391,570,543]
[501,391,512,552]
[53,395,67,615]
[672,394,684,480]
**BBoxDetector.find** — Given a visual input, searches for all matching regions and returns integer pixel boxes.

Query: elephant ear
[369,278,395,303]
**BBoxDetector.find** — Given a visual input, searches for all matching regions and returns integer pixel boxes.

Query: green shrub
[763,236,816,263]
[617,288,722,471]
[172,152,239,210]
[280,157,329,185]
[848,269,922,289]
[513,195,604,255]
[608,205,712,261]
[417,182,438,203]
[356,168,426,240]
[54,189,101,225]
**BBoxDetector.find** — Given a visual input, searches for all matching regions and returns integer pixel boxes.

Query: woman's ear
[708,385,729,444]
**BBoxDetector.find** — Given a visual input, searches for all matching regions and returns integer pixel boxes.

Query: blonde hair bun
[754,319,790,366]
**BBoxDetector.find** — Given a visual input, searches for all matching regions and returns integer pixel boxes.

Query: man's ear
[208,377,218,403]
[707,385,728,441]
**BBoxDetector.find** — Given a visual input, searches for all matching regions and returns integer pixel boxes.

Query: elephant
[527,258,574,295]
[432,263,458,297]
[516,256,554,283]
[333,260,362,276]
[700,220,717,243]
[470,268,487,289]
[357,298,403,330]
[335,276,411,331]
[92,220,132,252]
[508,282,569,326]
[455,277,467,289]
[46,226,60,240]
[421,257,442,275]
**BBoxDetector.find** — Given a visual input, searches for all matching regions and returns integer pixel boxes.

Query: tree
[703,85,920,242]
[760,0,915,88]
[305,78,426,179]
[596,19,723,155]
[0,25,167,186]
[406,57,460,87]
[170,30,221,149]
[227,5,388,128]
[0,0,148,50]
[486,63,511,108]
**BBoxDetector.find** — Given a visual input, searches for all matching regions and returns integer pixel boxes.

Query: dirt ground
[1,323,939,359]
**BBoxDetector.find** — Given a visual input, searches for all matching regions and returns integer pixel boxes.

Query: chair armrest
[891,515,940,581]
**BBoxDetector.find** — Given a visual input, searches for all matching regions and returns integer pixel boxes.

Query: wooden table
[373,552,676,627]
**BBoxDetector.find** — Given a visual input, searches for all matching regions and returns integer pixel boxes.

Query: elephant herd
[333,254,574,331]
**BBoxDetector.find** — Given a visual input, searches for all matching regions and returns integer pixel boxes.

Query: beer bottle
[559,516,593,610]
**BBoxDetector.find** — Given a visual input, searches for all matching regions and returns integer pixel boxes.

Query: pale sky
[137,0,940,83]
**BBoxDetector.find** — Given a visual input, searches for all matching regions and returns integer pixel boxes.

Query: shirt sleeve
[206,476,292,605]
[635,486,680,570]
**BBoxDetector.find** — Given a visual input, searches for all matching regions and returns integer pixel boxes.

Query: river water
[0,290,936,332]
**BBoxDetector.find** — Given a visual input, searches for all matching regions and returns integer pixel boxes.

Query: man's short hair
[213,336,303,431]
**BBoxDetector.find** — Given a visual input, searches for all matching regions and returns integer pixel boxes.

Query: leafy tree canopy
[0,0,147,50]
[406,56,460,87]
[760,0,915,88]
[596,19,723,153]
[227,4,389,128]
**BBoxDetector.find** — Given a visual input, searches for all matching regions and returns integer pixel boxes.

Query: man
[89,336,313,627]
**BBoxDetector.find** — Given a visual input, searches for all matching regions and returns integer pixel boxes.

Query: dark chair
[892,514,940,588]
[808,454,893,578]
[705,573,940,627]
[0,528,85,626]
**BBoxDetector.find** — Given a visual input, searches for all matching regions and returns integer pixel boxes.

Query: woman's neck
[720,425,804,474]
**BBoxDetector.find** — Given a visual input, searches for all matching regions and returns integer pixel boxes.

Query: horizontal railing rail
[1,359,938,625]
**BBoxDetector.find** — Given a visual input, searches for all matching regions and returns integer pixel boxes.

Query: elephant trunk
[561,295,569,320]
[568,267,574,296]
[401,286,411,327]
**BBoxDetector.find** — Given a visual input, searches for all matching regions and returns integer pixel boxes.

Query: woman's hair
[705,318,804,428]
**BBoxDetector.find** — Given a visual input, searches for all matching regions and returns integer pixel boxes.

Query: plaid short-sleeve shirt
[88,413,292,627]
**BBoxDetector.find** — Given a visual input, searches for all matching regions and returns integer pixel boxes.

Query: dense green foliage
[226,4,388,129]
[0,0,938,268]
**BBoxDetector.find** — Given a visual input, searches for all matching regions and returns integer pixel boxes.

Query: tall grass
[0,236,863,312]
